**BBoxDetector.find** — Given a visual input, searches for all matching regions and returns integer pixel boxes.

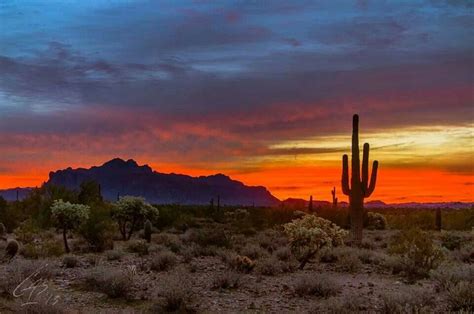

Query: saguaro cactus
[308,195,313,212]
[144,219,152,243]
[342,114,379,244]
[331,187,338,209]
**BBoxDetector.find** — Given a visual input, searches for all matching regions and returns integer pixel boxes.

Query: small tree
[284,215,347,269]
[112,196,159,241]
[51,199,90,253]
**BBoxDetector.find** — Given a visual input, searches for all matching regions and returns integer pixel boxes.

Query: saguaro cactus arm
[365,160,378,197]
[342,154,350,195]
[362,143,369,190]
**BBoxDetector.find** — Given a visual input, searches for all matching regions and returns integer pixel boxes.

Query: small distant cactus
[144,219,153,243]
[308,196,313,212]
[331,187,338,209]
[5,239,19,259]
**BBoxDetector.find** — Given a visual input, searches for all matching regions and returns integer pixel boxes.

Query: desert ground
[0,205,472,314]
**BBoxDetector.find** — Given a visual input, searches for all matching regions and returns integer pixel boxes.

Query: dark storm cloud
[0,0,472,164]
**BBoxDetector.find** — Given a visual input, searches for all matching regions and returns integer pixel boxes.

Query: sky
[0,0,473,203]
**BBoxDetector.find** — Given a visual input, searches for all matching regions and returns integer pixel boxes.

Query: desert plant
[308,195,313,212]
[366,212,387,230]
[341,114,379,244]
[381,288,434,313]
[126,240,149,256]
[446,281,474,311]
[255,256,281,276]
[283,215,347,269]
[5,239,19,259]
[84,266,133,299]
[105,249,123,261]
[62,255,79,268]
[431,263,474,291]
[440,232,463,251]
[51,199,90,253]
[389,228,445,279]
[144,219,153,243]
[331,187,338,209]
[336,252,362,273]
[150,251,177,272]
[274,246,292,261]
[231,255,255,273]
[111,196,159,241]
[212,271,240,290]
[78,204,114,252]
[294,274,340,297]
[152,273,193,313]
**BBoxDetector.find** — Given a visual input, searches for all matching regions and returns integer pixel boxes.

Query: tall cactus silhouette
[331,187,338,209]
[308,195,313,212]
[342,114,379,244]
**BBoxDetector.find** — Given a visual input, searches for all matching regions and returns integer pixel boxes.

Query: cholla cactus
[5,239,19,259]
[284,215,348,269]
[366,212,387,230]
[144,219,153,243]
[51,199,90,253]
[112,196,159,241]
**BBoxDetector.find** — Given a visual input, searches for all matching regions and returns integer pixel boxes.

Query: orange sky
[0,124,472,203]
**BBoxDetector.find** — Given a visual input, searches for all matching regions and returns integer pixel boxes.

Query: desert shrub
[105,250,123,261]
[255,256,281,276]
[336,253,362,273]
[274,246,292,261]
[0,259,55,296]
[112,196,159,241]
[230,255,255,273]
[446,281,474,311]
[381,288,434,313]
[283,215,348,269]
[452,242,474,264]
[431,263,474,291]
[212,271,240,290]
[294,274,340,297]
[13,302,66,314]
[20,239,63,259]
[240,243,266,260]
[152,273,193,313]
[126,240,149,256]
[5,239,20,259]
[195,228,230,248]
[319,248,338,264]
[440,232,463,251]
[366,212,387,230]
[0,222,5,238]
[357,249,387,265]
[84,254,102,266]
[310,296,366,313]
[62,255,79,268]
[150,251,177,272]
[430,263,474,310]
[84,266,133,299]
[389,228,445,279]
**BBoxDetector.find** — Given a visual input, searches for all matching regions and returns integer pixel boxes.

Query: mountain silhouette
[44,158,280,206]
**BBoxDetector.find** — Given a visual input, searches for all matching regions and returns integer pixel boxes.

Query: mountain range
[43,158,279,206]
[0,158,472,209]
